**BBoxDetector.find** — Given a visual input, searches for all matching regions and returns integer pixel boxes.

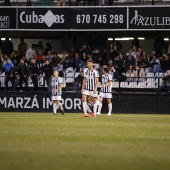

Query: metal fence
[0,75,168,94]
[0,0,170,6]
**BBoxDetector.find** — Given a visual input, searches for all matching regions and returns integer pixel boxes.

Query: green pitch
[0,113,170,170]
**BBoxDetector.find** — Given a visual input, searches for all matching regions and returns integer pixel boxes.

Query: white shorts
[51,95,62,101]
[99,92,112,99]
[82,89,98,98]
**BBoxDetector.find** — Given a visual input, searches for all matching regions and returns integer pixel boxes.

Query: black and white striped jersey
[100,73,113,93]
[51,76,62,96]
[83,68,99,91]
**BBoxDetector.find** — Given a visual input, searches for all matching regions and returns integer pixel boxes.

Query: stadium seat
[146,82,156,88]
[120,82,129,88]
[146,72,155,77]
[62,78,66,87]
[112,82,119,88]
[66,72,74,78]
[128,82,138,88]
[144,68,149,73]
[93,63,100,69]
[74,72,79,77]
[137,82,147,88]
[155,72,165,78]
[66,78,74,83]
[66,67,74,73]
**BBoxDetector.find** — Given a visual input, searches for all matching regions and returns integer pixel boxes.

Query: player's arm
[81,77,86,93]
[101,80,112,88]
[94,77,99,93]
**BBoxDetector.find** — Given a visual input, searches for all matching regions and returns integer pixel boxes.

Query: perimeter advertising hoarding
[71,8,127,30]
[129,7,170,29]
[0,8,16,29]
[18,8,71,29]
[18,7,127,30]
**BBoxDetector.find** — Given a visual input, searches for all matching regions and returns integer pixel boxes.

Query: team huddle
[51,59,113,118]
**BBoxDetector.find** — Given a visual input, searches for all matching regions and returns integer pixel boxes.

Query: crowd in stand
[0,37,170,92]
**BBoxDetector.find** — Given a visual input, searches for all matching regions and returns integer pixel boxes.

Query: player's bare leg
[81,94,88,118]
[107,98,112,115]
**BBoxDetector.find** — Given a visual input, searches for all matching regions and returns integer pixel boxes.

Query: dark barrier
[0,92,169,114]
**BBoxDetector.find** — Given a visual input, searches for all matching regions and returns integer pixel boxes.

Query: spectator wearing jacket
[42,59,53,92]
[16,58,29,91]
[0,58,14,91]
[29,58,40,91]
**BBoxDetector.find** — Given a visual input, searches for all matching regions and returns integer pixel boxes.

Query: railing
[0,0,170,6]
[0,74,168,94]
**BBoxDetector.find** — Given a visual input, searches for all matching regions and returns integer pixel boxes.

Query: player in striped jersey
[51,70,64,115]
[81,59,99,118]
[98,67,113,115]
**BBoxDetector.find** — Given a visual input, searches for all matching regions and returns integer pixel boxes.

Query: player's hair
[87,59,94,63]
[103,67,109,73]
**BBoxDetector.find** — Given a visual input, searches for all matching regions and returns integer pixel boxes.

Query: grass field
[0,113,170,170]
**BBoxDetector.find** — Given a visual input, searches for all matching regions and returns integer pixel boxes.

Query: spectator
[45,50,53,63]
[124,48,136,71]
[136,46,143,65]
[149,49,157,62]
[62,51,73,69]
[29,58,40,91]
[57,0,66,6]
[45,43,53,55]
[148,55,162,73]
[0,58,14,91]
[2,38,13,57]
[160,54,170,73]
[109,65,120,82]
[140,51,149,68]
[113,53,125,74]
[73,52,81,72]
[38,55,46,70]
[42,59,53,92]
[53,62,64,77]
[25,45,37,63]
[17,38,28,58]
[134,65,146,82]
[36,49,44,63]
[16,58,29,92]
[109,39,122,62]
[131,44,138,60]
[81,51,88,68]
[37,41,44,53]
[52,53,61,67]
[11,51,20,73]
[126,65,135,82]
[74,70,84,92]
[107,59,113,68]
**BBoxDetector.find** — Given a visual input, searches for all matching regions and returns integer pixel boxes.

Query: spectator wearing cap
[0,58,14,91]
[42,59,53,92]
